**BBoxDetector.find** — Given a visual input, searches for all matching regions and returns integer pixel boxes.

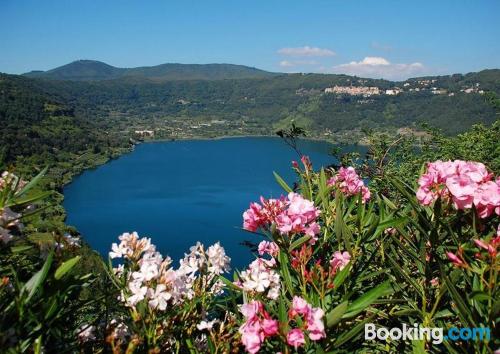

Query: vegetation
[23,60,277,81]
[1,136,498,352]
[1,62,499,352]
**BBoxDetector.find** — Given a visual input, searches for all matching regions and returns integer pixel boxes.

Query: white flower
[77,324,96,342]
[0,227,13,244]
[113,264,124,276]
[197,319,217,331]
[64,234,81,247]
[240,258,281,299]
[147,284,172,311]
[109,319,129,341]
[207,242,231,275]
[126,281,148,307]
[109,242,126,259]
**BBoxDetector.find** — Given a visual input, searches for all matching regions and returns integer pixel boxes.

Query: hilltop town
[322,79,485,97]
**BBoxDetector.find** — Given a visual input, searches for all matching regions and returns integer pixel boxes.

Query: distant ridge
[23,60,278,82]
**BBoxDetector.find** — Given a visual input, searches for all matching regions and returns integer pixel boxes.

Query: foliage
[0,169,93,353]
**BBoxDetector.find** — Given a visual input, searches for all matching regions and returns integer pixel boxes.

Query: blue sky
[1,0,499,80]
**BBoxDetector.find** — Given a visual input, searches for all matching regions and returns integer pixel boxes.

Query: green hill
[23,60,277,82]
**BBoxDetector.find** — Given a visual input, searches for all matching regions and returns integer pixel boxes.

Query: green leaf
[10,245,33,253]
[9,191,52,207]
[288,235,311,252]
[334,315,375,348]
[22,252,53,303]
[54,256,81,280]
[273,171,293,193]
[412,339,427,354]
[218,275,241,291]
[343,281,393,318]
[14,166,48,198]
[333,263,351,289]
[326,301,348,327]
[278,251,294,294]
[442,270,477,327]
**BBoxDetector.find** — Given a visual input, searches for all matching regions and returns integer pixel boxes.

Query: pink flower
[473,181,500,218]
[446,252,464,267]
[240,300,264,320]
[239,300,278,353]
[328,167,370,203]
[446,175,475,209]
[287,329,305,349]
[474,239,497,257]
[288,296,326,343]
[290,296,310,317]
[243,203,266,232]
[243,193,320,240]
[261,318,279,337]
[416,160,499,218]
[301,155,312,170]
[240,324,263,354]
[307,307,326,340]
[258,241,279,257]
[330,251,351,273]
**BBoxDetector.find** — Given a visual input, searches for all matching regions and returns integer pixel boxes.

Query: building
[134,130,154,137]
[324,85,380,97]
[385,88,402,95]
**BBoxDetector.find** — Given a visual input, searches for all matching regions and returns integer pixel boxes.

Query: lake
[63,137,358,270]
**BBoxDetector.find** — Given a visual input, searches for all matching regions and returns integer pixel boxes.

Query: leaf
[218,275,241,291]
[326,301,348,327]
[22,252,53,303]
[278,251,294,294]
[14,166,48,198]
[333,263,351,289]
[278,297,289,333]
[10,245,33,253]
[317,168,329,209]
[343,281,393,318]
[54,256,81,280]
[9,191,52,207]
[442,270,477,327]
[412,339,427,354]
[273,171,293,193]
[334,315,375,348]
[377,216,408,232]
[288,235,311,252]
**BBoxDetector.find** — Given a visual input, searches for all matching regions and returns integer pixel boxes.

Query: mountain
[23,60,277,82]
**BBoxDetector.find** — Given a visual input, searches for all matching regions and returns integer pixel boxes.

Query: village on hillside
[321,79,485,98]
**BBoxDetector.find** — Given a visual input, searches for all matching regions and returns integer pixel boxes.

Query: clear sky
[1,0,499,80]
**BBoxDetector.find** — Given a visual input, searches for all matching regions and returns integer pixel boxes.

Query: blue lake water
[63,137,358,269]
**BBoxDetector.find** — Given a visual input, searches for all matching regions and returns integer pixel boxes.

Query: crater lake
[63,137,360,269]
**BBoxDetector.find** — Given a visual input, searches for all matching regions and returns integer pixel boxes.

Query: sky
[1,0,499,80]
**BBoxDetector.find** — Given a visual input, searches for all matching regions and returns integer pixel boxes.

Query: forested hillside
[2,66,500,168]
[0,74,131,187]
[23,60,277,81]
[22,69,499,138]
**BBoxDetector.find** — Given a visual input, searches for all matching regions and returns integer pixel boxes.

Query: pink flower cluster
[416,160,500,218]
[330,251,351,273]
[287,296,326,348]
[238,297,325,353]
[243,192,320,241]
[328,167,370,203]
[258,240,279,258]
[239,300,278,354]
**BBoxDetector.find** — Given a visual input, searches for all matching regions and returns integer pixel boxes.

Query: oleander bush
[1,139,499,353]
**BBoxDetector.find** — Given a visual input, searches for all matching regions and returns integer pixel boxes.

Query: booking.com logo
[365,323,491,344]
